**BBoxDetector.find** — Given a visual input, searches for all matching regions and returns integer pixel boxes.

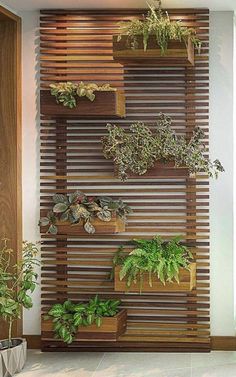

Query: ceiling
[1,0,236,12]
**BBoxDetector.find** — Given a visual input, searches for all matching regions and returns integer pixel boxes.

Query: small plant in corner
[46,296,121,344]
[39,190,132,235]
[102,113,224,181]
[112,236,193,292]
[0,240,40,349]
[116,0,201,54]
[50,81,117,109]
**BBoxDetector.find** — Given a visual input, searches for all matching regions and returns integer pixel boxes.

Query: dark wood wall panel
[40,8,210,352]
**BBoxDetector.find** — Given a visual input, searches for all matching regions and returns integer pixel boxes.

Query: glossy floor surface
[18,350,236,377]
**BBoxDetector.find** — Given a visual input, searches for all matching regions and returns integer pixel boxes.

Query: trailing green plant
[112,236,193,292]
[39,190,132,235]
[0,240,40,347]
[102,113,224,181]
[46,296,121,344]
[116,0,201,54]
[50,82,116,109]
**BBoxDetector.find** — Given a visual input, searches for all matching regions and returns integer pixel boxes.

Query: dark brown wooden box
[113,35,194,66]
[42,309,127,341]
[114,264,196,292]
[40,89,126,118]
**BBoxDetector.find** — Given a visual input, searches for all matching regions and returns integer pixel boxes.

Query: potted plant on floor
[43,296,127,343]
[39,190,132,235]
[102,113,224,181]
[113,0,202,66]
[0,240,40,377]
[111,235,196,293]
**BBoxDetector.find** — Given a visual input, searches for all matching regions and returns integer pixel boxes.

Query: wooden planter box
[115,161,192,179]
[40,215,126,235]
[113,35,194,66]
[42,309,127,341]
[40,89,126,118]
[114,264,196,292]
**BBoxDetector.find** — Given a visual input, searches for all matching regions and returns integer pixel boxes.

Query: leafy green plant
[50,82,116,109]
[46,296,121,344]
[0,240,40,347]
[116,0,201,54]
[39,190,132,235]
[102,113,224,181]
[112,236,193,292]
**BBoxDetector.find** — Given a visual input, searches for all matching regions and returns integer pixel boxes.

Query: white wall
[20,10,235,336]
[209,11,235,335]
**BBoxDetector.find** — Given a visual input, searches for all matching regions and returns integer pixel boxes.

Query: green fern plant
[50,82,116,109]
[112,236,193,292]
[46,296,121,344]
[39,190,132,235]
[102,113,224,181]
[116,0,201,54]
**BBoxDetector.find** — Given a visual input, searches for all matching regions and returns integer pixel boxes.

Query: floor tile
[191,351,236,368]
[92,352,191,377]
[19,350,104,377]
[192,363,236,377]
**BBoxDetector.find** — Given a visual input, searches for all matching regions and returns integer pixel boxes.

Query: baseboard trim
[24,335,236,351]
[211,336,236,351]
[23,335,41,349]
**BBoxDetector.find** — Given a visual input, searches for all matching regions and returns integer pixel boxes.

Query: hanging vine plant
[115,0,201,55]
[50,82,117,109]
[102,113,224,181]
[39,190,132,235]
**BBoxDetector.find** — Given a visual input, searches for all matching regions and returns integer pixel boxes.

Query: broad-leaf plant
[112,236,193,293]
[102,113,224,181]
[50,82,116,109]
[39,190,132,235]
[0,240,40,348]
[46,296,121,344]
[116,0,201,54]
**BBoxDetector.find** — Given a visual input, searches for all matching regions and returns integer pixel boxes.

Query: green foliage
[117,1,201,54]
[50,82,116,109]
[102,113,224,181]
[0,240,40,346]
[112,236,193,292]
[39,190,132,235]
[47,296,121,344]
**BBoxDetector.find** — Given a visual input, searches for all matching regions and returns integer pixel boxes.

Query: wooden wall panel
[40,8,210,352]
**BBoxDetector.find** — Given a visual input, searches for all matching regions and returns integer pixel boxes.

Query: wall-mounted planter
[40,215,126,235]
[113,35,194,66]
[42,309,127,341]
[115,161,192,179]
[114,264,196,292]
[40,90,126,118]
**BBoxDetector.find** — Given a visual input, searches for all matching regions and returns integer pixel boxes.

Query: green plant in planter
[50,82,116,109]
[102,113,224,181]
[112,236,193,292]
[0,240,40,348]
[116,0,201,54]
[46,296,121,344]
[39,190,132,235]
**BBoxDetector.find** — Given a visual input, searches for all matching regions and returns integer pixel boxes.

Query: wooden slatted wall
[40,8,210,352]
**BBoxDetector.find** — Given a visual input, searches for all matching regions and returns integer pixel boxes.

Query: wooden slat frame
[40,7,210,352]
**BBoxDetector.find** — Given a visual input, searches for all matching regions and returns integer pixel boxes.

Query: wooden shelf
[42,309,127,341]
[114,264,196,292]
[113,35,194,66]
[40,90,126,118]
[40,215,126,235]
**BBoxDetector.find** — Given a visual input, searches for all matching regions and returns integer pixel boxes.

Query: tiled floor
[18,350,236,377]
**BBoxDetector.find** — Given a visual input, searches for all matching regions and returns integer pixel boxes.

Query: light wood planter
[42,309,127,341]
[114,161,192,179]
[114,264,196,292]
[40,89,126,118]
[113,35,194,66]
[40,215,126,235]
